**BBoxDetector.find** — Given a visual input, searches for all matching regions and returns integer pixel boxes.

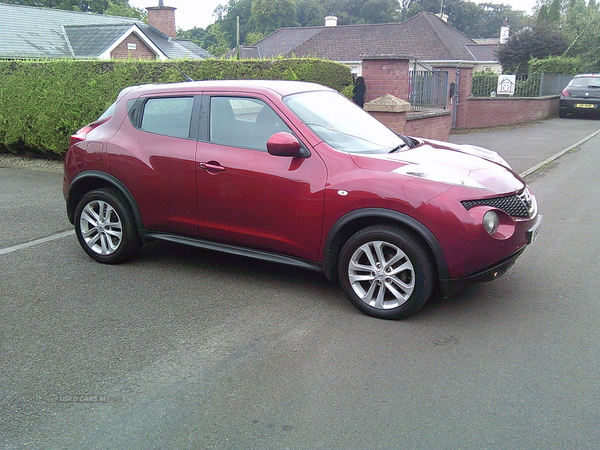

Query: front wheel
[338,225,435,319]
[74,188,142,264]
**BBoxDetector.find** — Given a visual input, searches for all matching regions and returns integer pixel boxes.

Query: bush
[528,55,596,74]
[0,59,352,157]
[471,71,499,97]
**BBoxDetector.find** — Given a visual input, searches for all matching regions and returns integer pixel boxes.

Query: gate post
[432,63,474,129]
[361,55,412,104]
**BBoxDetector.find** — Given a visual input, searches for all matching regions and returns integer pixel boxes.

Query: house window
[127,43,137,50]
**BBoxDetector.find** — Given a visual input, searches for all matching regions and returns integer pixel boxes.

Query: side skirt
[141,231,324,273]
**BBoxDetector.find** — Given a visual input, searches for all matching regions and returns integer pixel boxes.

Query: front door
[195,95,327,261]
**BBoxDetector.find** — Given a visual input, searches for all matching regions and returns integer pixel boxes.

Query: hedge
[0,58,353,157]
[528,56,594,75]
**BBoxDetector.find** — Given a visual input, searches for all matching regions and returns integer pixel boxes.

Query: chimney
[435,13,448,22]
[325,15,338,26]
[500,20,510,44]
[146,2,177,38]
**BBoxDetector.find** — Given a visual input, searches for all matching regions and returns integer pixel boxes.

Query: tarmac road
[2,117,600,449]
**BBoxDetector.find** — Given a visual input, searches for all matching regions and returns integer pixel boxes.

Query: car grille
[461,189,536,218]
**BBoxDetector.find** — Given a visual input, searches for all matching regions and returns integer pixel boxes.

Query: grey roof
[0,2,211,59]
[238,12,492,63]
[64,24,134,57]
[465,44,499,62]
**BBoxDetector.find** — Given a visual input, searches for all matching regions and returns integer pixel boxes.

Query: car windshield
[569,77,600,88]
[284,91,404,153]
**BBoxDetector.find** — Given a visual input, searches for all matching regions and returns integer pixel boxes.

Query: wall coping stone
[361,54,413,61]
[467,95,560,101]
[406,109,452,120]
[364,94,411,112]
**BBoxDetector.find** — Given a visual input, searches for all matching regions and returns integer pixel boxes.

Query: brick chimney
[146,1,177,38]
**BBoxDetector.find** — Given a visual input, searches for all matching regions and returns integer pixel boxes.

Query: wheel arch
[66,171,143,229]
[322,208,450,282]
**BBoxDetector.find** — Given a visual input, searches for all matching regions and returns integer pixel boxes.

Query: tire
[74,188,142,264]
[558,109,568,118]
[338,225,435,319]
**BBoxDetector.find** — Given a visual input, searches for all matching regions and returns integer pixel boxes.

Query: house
[0,2,211,60]
[231,12,500,74]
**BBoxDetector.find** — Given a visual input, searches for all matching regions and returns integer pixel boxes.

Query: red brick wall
[463,96,559,129]
[110,34,157,60]
[404,111,452,141]
[361,58,410,104]
[368,111,407,134]
[365,110,452,141]
[147,6,177,38]
[433,65,473,129]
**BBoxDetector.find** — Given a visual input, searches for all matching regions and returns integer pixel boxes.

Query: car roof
[122,79,334,98]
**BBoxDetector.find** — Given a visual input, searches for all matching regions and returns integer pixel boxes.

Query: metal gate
[409,70,449,110]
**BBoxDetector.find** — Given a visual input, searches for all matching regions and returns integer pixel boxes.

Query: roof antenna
[172,65,194,82]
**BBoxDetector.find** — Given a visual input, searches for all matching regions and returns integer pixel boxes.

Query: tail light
[69,117,110,147]
[561,89,570,97]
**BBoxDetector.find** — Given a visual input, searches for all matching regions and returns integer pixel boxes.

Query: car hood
[350,140,524,195]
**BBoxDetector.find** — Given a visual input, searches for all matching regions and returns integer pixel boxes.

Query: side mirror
[267,132,309,158]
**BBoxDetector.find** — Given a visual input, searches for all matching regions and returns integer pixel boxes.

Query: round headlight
[483,210,500,235]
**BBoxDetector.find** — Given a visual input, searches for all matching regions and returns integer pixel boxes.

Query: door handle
[199,161,225,174]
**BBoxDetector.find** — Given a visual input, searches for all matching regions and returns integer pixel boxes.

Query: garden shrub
[0,58,352,157]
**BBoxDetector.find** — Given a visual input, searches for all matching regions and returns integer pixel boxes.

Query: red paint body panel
[64,80,541,291]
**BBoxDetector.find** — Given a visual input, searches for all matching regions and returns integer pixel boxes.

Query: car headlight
[469,207,515,240]
[483,210,499,235]
[393,164,485,189]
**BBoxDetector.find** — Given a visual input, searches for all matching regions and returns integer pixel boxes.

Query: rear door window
[140,97,194,139]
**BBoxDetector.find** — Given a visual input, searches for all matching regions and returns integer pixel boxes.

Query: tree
[405,0,527,39]
[2,0,110,13]
[251,0,299,34]
[104,0,145,19]
[495,25,568,72]
[547,0,562,22]
[0,0,146,14]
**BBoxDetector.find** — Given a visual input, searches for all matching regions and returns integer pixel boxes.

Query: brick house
[229,12,500,75]
[0,2,211,60]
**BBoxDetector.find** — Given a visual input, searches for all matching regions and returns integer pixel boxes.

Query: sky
[128,0,539,32]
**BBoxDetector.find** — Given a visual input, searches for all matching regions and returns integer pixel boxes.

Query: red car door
[195,95,327,261]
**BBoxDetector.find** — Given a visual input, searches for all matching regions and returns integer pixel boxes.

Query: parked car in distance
[559,74,600,118]
[63,80,542,319]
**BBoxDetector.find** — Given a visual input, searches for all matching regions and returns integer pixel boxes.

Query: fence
[471,73,574,98]
[409,70,448,110]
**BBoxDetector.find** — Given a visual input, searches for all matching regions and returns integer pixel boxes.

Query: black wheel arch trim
[322,208,450,282]
[67,170,143,229]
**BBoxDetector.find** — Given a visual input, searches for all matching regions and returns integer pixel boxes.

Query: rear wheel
[74,188,142,264]
[338,225,435,319]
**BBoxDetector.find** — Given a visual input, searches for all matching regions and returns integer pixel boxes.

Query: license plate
[527,215,543,244]
[575,103,596,109]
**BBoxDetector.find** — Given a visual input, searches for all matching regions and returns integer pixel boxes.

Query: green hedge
[528,56,593,75]
[0,59,353,157]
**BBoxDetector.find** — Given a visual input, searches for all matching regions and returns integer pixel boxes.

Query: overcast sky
[129,0,538,32]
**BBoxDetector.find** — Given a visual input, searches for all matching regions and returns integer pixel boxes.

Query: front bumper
[440,214,542,297]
